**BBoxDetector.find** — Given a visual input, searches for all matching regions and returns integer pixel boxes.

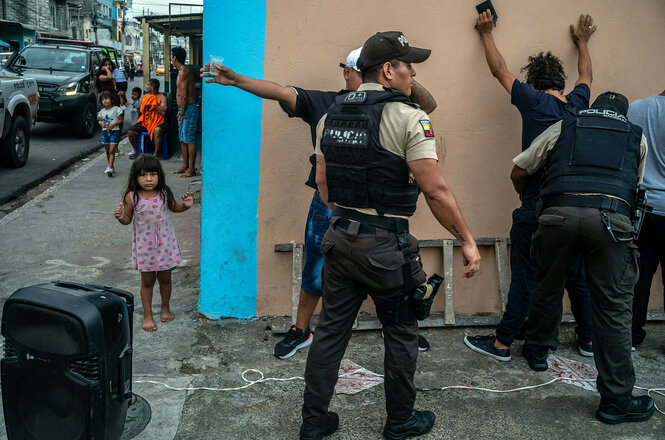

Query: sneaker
[522,344,549,371]
[273,325,312,359]
[300,412,338,440]
[576,334,593,357]
[383,410,435,440]
[596,395,655,424]
[105,167,113,177]
[128,152,137,159]
[418,334,430,352]
[464,335,511,361]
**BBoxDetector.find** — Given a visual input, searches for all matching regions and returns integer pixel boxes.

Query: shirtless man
[171,47,198,177]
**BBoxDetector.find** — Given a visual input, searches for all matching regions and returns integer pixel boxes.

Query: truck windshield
[14,47,88,72]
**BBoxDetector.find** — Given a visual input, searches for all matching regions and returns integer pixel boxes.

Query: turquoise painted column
[200,0,266,318]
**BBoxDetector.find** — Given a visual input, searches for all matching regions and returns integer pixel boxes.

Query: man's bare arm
[510,165,529,195]
[315,155,334,210]
[409,158,480,278]
[476,10,516,94]
[201,64,297,113]
[571,14,595,86]
[156,94,167,115]
[410,80,437,114]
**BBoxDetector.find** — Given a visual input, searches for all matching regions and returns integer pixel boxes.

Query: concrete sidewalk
[0,138,663,439]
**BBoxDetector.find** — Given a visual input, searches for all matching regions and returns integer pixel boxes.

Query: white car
[0,75,39,167]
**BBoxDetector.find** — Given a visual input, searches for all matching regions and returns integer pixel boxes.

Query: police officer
[510,92,654,424]
[299,31,481,440]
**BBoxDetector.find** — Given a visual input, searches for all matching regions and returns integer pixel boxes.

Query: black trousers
[301,218,426,425]
[631,211,665,346]
[525,207,638,400]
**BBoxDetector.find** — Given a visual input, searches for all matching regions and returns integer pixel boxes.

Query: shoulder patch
[419,120,434,137]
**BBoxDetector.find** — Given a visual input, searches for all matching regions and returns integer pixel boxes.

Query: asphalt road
[0,78,143,205]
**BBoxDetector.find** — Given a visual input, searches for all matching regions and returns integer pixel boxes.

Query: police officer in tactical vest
[510,92,654,424]
[299,31,481,440]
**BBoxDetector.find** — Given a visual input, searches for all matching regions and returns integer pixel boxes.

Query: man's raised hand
[200,63,238,85]
[571,14,596,45]
[476,10,495,34]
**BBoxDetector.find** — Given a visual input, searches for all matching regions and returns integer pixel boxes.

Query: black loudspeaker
[1,282,134,440]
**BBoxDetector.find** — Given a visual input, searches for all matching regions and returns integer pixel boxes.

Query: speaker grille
[3,339,17,358]
[70,356,100,380]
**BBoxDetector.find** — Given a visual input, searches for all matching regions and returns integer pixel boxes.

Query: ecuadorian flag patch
[419,120,434,137]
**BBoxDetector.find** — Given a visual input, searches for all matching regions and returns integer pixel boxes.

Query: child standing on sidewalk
[130,87,143,125]
[114,154,193,331]
[98,91,124,177]
[112,63,129,106]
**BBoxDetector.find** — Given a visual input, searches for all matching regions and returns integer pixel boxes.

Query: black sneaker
[596,395,655,424]
[522,344,549,371]
[383,410,435,439]
[273,325,312,359]
[575,334,593,357]
[418,334,430,352]
[300,412,339,440]
[463,335,511,361]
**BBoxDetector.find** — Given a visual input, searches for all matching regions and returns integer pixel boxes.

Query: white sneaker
[105,167,113,177]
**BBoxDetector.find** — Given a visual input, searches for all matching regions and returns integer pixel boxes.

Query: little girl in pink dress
[115,155,193,331]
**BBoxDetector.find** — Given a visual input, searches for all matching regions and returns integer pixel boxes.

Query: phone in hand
[476,0,498,21]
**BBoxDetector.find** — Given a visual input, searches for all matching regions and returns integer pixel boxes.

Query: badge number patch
[419,120,434,137]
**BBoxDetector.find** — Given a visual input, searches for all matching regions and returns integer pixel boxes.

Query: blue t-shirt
[511,79,590,151]
[279,87,339,189]
[628,95,665,215]
[511,80,590,204]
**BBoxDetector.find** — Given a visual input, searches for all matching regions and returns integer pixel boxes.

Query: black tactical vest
[321,89,420,216]
[540,108,642,207]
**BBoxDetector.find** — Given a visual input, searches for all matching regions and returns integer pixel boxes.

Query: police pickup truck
[0,38,122,139]
[0,76,38,167]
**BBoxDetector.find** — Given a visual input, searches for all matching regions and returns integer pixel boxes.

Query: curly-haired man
[464,11,597,363]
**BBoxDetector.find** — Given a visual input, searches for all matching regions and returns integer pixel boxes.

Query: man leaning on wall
[200,47,438,361]
[464,10,596,362]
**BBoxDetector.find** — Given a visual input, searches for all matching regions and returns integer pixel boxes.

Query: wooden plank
[277,237,511,252]
[494,238,510,315]
[291,241,303,325]
[443,239,455,325]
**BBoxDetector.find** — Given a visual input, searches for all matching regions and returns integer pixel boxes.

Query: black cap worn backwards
[591,91,629,116]
[357,31,431,71]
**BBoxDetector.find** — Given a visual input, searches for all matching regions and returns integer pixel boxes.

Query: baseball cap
[591,91,629,116]
[339,47,362,72]
[357,31,431,71]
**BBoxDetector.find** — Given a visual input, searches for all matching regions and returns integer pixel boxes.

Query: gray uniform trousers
[525,206,639,400]
[301,216,426,425]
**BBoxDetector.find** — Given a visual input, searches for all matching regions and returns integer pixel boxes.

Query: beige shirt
[514,119,648,184]
[315,83,438,217]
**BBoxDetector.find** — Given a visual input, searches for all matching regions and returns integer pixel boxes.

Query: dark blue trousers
[495,204,593,347]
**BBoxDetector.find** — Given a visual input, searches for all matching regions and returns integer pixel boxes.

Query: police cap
[357,31,431,71]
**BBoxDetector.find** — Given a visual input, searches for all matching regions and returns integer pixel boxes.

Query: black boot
[299,412,338,440]
[522,344,549,371]
[596,395,655,424]
[383,410,435,439]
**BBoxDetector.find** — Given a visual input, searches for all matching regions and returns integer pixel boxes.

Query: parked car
[0,38,121,138]
[0,75,39,167]
[156,65,165,76]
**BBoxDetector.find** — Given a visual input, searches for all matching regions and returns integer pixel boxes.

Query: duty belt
[332,206,409,234]
[543,194,632,217]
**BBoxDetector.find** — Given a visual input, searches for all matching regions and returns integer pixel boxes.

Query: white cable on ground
[135,369,663,415]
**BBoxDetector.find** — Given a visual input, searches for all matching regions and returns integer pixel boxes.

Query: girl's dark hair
[99,90,112,104]
[520,51,566,91]
[123,154,175,209]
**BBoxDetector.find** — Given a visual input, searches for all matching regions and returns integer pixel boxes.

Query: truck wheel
[0,115,29,168]
[75,102,96,138]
